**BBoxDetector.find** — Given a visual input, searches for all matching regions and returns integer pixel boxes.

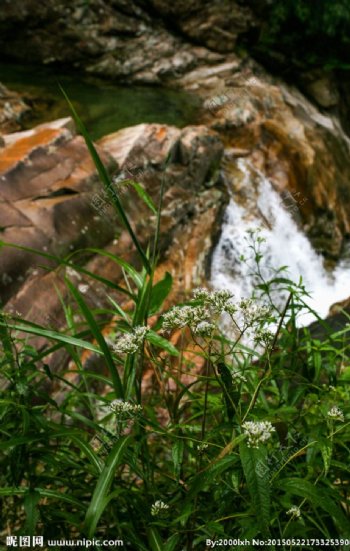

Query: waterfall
[211,159,350,327]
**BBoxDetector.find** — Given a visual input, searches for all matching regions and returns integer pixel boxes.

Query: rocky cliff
[1,0,350,356]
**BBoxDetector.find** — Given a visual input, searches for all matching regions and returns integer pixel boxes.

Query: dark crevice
[33,188,79,200]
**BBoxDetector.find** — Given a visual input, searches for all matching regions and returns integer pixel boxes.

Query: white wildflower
[287,506,301,519]
[113,326,149,354]
[193,288,236,315]
[151,500,169,516]
[193,321,216,337]
[110,399,142,416]
[327,406,344,422]
[192,287,210,301]
[162,305,209,330]
[78,283,89,294]
[231,371,247,384]
[66,266,81,280]
[239,299,270,325]
[242,420,275,448]
[254,327,274,346]
[197,443,209,453]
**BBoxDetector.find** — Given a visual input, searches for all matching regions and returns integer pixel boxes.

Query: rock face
[0,82,31,133]
[0,0,248,84]
[190,63,350,259]
[0,117,117,303]
[1,118,226,359]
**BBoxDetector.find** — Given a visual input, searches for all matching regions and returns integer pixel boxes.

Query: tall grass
[1,105,350,550]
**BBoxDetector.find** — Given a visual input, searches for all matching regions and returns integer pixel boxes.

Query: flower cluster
[192,321,216,337]
[162,305,209,331]
[239,299,270,326]
[193,288,237,315]
[242,420,275,448]
[113,326,149,354]
[254,327,274,346]
[231,371,247,384]
[327,406,344,422]
[151,500,169,516]
[287,506,301,519]
[110,399,142,417]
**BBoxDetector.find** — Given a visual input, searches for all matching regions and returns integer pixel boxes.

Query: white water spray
[211,159,350,326]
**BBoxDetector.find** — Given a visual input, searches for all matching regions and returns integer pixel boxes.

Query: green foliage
[1,109,350,548]
[252,0,350,70]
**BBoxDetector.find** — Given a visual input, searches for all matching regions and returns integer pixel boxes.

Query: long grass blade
[66,279,123,397]
[84,435,131,536]
[59,86,151,274]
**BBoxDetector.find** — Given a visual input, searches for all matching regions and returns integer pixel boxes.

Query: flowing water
[211,158,350,327]
[0,62,200,139]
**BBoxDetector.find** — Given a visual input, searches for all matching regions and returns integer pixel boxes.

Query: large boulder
[2,119,227,365]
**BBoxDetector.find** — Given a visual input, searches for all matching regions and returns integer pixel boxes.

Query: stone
[2,119,227,372]
[0,82,31,133]
[197,63,350,259]
[0,118,118,302]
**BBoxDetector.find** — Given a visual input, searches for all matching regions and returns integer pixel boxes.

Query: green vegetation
[1,108,350,550]
[253,0,350,70]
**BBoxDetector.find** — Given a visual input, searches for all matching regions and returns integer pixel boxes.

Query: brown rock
[0,82,31,133]
[0,118,118,303]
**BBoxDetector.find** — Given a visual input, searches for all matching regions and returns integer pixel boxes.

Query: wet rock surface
[191,63,350,259]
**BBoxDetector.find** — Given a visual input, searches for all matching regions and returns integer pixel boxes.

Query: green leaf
[319,438,333,475]
[171,439,184,479]
[129,181,157,215]
[0,488,84,509]
[0,241,133,298]
[239,442,271,536]
[147,527,164,551]
[59,86,151,274]
[23,490,40,537]
[149,272,173,315]
[84,435,131,537]
[66,279,123,397]
[276,478,349,533]
[0,321,101,355]
[81,248,143,289]
[70,436,103,474]
[164,534,180,551]
[146,330,179,356]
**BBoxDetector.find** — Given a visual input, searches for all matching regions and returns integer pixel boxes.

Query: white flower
[254,328,274,345]
[197,443,209,453]
[193,321,215,337]
[231,371,247,384]
[193,288,236,315]
[239,299,270,325]
[242,421,275,448]
[113,326,149,354]
[78,283,89,294]
[66,266,81,280]
[192,287,210,301]
[151,500,169,516]
[287,506,301,519]
[110,399,142,416]
[327,406,344,422]
[162,305,209,330]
